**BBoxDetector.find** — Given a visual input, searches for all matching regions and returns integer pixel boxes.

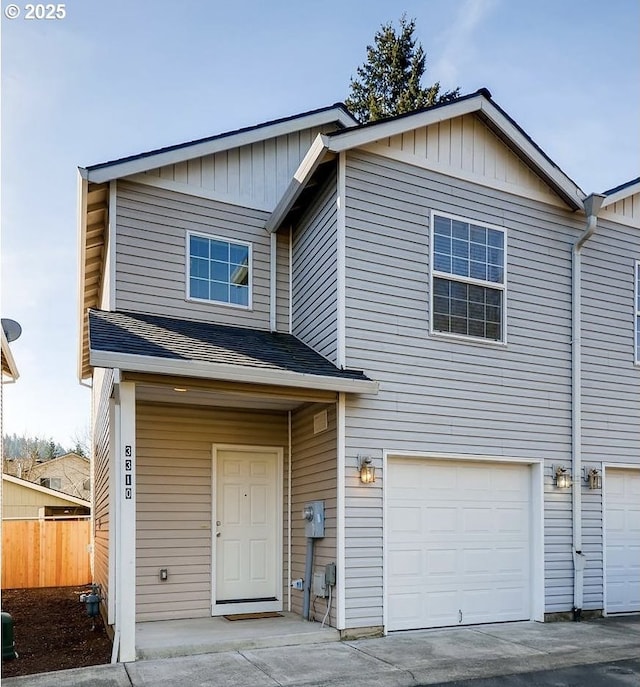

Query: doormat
[223,612,284,621]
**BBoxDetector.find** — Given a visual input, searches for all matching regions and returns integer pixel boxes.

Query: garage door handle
[458,609,462,624]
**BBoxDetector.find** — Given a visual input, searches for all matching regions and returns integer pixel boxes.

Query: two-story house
[77,90,639,662]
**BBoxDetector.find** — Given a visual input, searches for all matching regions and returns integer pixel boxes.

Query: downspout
[571,192,605,620]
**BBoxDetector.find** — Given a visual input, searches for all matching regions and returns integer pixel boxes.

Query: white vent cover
[313,410,328,434]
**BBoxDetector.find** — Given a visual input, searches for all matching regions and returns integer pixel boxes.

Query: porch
[136,613,339,660]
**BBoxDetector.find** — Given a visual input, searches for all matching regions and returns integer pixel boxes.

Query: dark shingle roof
[88,310,371,382]
[83,103,355,173]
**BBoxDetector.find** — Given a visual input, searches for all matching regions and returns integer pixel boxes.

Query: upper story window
[430,212,506,342]
[636,260,640,363]
[187,232,251,308]
[40,477,62,490]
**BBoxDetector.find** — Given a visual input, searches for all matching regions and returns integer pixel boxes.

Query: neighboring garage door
[387,458,531,631]
[605,468,640,614]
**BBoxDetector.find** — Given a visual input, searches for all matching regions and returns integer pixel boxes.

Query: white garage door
[387,459,531,631]
[605,468,640,614]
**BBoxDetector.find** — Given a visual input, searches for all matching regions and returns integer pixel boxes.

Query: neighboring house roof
[77,104,358,381]
[34,452,89,467]
[602,176,640,208]
[2,473,91,508]
[266,88,586,232]
[88,309,378,394]
[1,326,19,382]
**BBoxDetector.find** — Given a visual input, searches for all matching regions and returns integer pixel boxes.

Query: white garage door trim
[603,464,640,616]
[382,451,544,633]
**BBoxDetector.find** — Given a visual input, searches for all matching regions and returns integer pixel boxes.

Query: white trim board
[363,143,567,209]
[89,349,379,394]
[82,107,357,185]
[125,173,275,213]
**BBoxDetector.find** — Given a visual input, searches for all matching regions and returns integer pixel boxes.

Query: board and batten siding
[115,181,271,328]
[367,113,562,208]
[601,191,640,228]
[580,216,640,609]
[290,404,338,625]
[292,171,339,362]
[92,366,113,611]
[135,403,287,622]
[139,125,339,212]
[341,149,582,626]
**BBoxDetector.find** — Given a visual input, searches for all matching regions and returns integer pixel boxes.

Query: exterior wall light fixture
[358,455,376,484]
[554,466,572,489]
[584,467,602,490]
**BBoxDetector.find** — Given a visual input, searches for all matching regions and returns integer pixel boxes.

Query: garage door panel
[387,459,531,631]
[389,549,422,577]
[605,469,640,614]
[427,549,457,575]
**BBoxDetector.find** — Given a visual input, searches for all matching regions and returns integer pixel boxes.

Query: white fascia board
[84,108,355,185]
[2,474,90,507]
[265,133,330,233]
[478,100,584,210]
[77,172,89,382]
[602,180,640,208]
[326,95,584,210]
[327,96,484,153]
[89,349,379,395]
[1,328,19,381]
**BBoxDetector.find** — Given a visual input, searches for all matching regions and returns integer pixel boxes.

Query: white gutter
[571,192,605,619]
[89,349,379,395]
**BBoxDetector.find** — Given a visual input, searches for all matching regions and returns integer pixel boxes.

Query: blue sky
[1,0,638,445]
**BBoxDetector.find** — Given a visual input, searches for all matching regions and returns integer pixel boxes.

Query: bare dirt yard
[1,586,112,678]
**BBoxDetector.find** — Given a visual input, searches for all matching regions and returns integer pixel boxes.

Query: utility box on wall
[303,501,325,538]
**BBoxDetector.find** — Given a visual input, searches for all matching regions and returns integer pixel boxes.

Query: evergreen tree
[345,15,460,123]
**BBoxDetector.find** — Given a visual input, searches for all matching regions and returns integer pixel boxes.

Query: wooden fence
[2,518,92,589]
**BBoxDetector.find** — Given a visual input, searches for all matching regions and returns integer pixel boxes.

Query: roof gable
[2,474,90,507]
[363,112,565,208]
[80,104,358,184]
[267,89,585,232]
[601,177,640,227]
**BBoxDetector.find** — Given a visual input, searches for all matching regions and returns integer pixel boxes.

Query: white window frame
[635,260,639,365]
[429,210,508,345]
[185,231,252,310]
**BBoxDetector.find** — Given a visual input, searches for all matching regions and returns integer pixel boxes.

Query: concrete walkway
[3,616,640,687]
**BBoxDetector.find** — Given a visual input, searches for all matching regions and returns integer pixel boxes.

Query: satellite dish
[1,319,22,343]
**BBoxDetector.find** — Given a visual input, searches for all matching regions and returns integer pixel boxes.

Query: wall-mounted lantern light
[358,455,376,484]
[584,467,602,490]
[554,466,572,489]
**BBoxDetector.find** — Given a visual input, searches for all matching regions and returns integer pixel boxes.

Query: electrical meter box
[303,500,325,538]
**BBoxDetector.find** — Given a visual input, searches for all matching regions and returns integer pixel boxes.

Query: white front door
[605,468,640,614]
[212,446,282,615]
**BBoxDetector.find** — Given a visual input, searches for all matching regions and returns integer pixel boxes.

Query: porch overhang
[92,349,378,394]
[88,309,378,396]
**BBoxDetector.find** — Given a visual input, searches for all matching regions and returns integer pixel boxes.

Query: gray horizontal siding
[578,216,640,611]
[290,404,338,626]
[92,367,113,616]
[582,219,640,463]
[342,150,584,624]
[115,181,271,328]
[292,171,338,362]
[136,403,287,622]
[276,230,290,332]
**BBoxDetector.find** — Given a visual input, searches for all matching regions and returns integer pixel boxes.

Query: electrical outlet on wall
[291,578,304,590]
